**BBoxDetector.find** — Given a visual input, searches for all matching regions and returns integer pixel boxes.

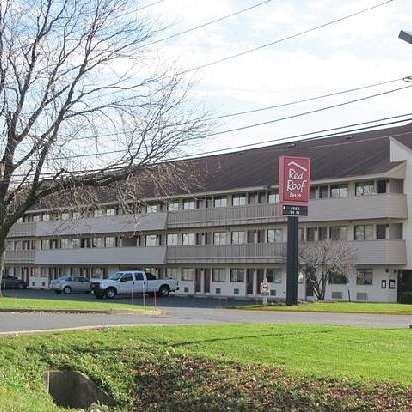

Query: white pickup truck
[91,270,179,299]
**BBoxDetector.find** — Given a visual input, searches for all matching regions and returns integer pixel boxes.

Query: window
[167,268,179,279]
[182,233,196,246]
[41,240,49,250]
[377,179,387,194]
[331,291,343,300]
[145,235,159,247]
[212,268,226,282]
[183,199,195,210]
[146,204,160,214]
[106,208,117,216]
[318,227,328,241]
[376,224,387,240]
[310,186,317,200]
[306,227,317,242]
[105,237,116,248]
[120,274,133,282]
[94,209,103,217]
[231,231,247,244]
[92,238,105,248]
[232,195,247,207]
[330,226,348,241]
[355,181,375,196]
[267,229,282,243]
[81,238,91,248]
[354,225,374,241]
[61,212,70,220]
[214,196,227,208]
[168,202,179,211]
[329,272,347,284]
[213,232,228,245]
[33,214,42,222]
[330,184,348,198]
[266,269,282,283]
[230,269,245,282]
[356,269,373,285]
[167,233,179,246]
[319,185,329,199]
[182,268,194,281]
[71,238,80,248]
[268,191,279,204]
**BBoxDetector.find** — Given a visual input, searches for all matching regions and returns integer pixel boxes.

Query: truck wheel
[105,287,117,299]
[63,286,72,295]
[158,285,170,297]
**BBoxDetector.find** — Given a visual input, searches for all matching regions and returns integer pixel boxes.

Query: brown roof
[32,122,412,210]
[185,123,410,193]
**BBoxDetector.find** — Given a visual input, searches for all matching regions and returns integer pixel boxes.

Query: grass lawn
[0,324,411,411]
[233,301,412,315]
[0,296,153,314]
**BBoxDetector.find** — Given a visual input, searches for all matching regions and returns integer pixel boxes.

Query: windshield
[108,272,124,281]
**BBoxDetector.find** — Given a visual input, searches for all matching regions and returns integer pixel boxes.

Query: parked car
[1,275,27,289]
[49,276,91,294]
[91,270,179,299]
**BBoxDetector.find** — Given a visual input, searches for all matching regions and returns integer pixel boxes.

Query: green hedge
[399,292,412,304]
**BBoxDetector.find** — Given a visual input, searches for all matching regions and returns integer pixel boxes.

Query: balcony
[302,194,408,222]
[352,240,407,265]
[168,203,282,228]
[167,243,286,264]
[4,250,35,264]
[8,213,167,238]
[34,246,167,266]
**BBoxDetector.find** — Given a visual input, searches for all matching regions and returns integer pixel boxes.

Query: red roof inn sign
[279,156,311,216]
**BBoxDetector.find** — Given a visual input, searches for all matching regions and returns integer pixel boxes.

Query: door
[256,269,264,295]
[118,273,135,294]
[246,269,254,295]
[195,269,201,293]
[204,269,211,294]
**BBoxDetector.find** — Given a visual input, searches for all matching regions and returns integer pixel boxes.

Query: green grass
[0,324,411,411]
[0,296,154,314]
[234,301,412,315]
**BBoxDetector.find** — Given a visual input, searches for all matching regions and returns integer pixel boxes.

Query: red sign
[279,156,311,206]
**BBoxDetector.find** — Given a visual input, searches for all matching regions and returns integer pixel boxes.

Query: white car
[91,270,179,299]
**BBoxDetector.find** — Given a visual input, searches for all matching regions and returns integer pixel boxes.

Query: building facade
[4,125,412,302]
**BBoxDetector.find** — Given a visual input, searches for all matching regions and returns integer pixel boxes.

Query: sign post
[279,156,311,306]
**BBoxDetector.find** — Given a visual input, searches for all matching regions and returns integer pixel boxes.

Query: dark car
[1,276,27,289]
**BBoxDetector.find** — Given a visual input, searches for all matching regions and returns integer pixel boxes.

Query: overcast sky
[139,0,412,156]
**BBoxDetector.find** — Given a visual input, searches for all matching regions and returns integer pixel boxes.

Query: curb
[0,308,160,315]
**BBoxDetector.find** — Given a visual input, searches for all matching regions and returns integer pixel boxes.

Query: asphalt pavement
[0,290,411,334]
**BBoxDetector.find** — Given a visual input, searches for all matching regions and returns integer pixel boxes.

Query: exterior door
[204,269,211,294]
[246,269,254,295]
[195,269,201,293]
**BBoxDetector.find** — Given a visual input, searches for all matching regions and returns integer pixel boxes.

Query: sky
[137,0,412,157]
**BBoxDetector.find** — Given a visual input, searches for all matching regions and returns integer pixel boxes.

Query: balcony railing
[4,250,35,264]
[34,246,167,266]
[8,213,167,238]
[167,243,286,264]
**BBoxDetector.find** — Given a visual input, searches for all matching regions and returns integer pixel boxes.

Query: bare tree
[300,240,355,301]
[0,0,209,289]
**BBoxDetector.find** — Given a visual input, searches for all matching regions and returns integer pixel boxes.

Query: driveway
[0,290,411,334]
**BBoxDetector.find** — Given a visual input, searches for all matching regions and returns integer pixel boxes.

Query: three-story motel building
[4,124,412,302]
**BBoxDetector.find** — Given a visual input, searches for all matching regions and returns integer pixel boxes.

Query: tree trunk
[0,240,6,297]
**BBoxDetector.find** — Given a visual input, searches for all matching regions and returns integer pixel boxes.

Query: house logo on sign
[287,161,308,172]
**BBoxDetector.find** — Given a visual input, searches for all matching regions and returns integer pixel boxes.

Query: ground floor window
[212,268,226,282]
[266,269,282,283]
[181,268,194,281]
[356,269,373,285]
[230,269,245,283]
